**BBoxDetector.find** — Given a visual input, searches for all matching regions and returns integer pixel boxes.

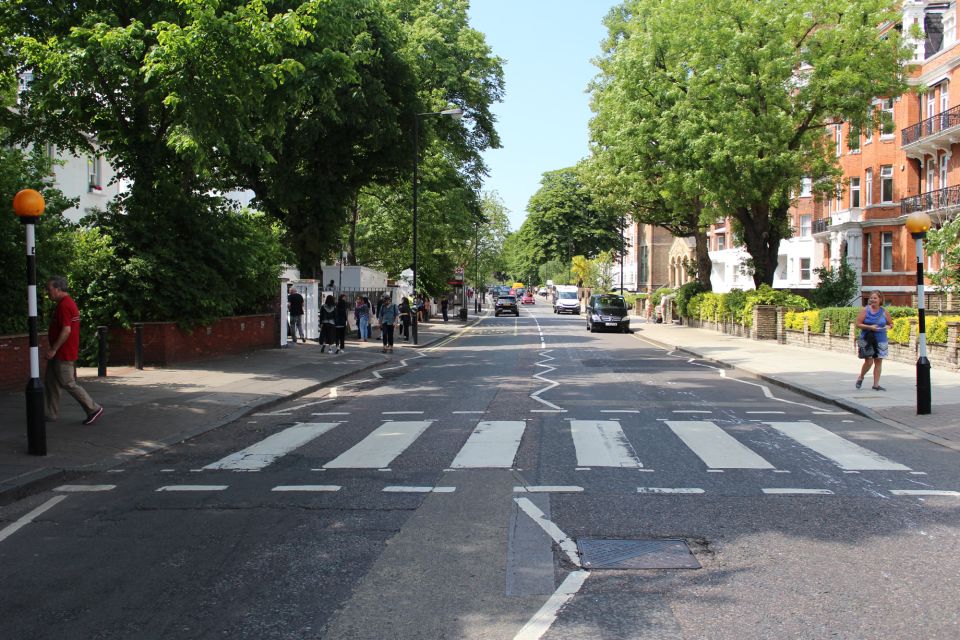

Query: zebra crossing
[199,418,913,476]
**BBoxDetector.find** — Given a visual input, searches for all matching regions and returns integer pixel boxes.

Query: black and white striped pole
[905,211,932,416]
[13,188,47,455]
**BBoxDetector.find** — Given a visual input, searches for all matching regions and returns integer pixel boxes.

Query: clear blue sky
[468,1,613,231]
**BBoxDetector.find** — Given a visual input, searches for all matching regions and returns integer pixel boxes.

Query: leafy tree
[927,217,960,296]
[810,259,859,308]
[590,0,909,288]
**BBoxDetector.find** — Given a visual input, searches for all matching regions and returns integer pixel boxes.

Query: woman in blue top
[855,290,893,391]
[377,296,399,353]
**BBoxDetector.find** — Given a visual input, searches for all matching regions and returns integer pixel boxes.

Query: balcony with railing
[900,184,960,217]
[811,217,830,235]
[901,104,960,158]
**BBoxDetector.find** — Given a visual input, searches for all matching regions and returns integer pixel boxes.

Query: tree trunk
[346,193,359,266]
[736,204,782,288]
[694,228,712,291]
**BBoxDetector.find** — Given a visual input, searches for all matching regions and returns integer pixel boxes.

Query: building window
[881,232,893,271]
[865,233,872,272]
[835,125,842,156]
[800,258,811,281]
[880,165,893,203]
[865,169,873,205]
[87,156,102,191]
[926,11,945,59]
[928,158,937,190]
[848,124,860,152]
[800,215,812,237]
[880,98,895,137]
[639,246,649,283]
[717,234,725,251]
[800,177,812,197]
[864,108,873,144]
[850,177,861,207]
[940,154,949,188]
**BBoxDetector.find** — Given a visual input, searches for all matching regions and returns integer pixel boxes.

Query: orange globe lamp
[13,188,45,219]
[905,211,931,238]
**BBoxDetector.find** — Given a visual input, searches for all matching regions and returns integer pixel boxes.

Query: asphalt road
[2,299,959,639]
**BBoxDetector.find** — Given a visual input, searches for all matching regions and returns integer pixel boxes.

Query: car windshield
[594,296,626,307]
[498,296,516,302]
[558,292,577,299]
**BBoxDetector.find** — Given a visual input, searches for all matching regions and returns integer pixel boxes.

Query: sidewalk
[0,319,467,502]
[632,317,960,452]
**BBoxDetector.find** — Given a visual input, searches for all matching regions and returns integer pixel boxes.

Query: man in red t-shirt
[45,276,102,425]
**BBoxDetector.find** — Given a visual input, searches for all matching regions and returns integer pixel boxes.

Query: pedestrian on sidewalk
[855,290,893,391]
[378,296,399,353]
[441,296,449,322]
[44,276,103,425]
[399,296,412,341]
[287,286,306,343]
[334,294,349,353]
[319,295,336,353]
[356,297,371,341]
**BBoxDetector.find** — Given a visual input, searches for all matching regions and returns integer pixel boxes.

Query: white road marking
[312,412,350,416]
[156,485,228,492]
[514,486,584,493]
[54,485,116,492]
[890,490,960,497]
[450,421,526,468]
[767,421,911,471]
[637,487,704,494]
[513,570,589,640]
[383,411,424,415]
[255,398,334,416]
[673,410,712,414]
[0,496,68,543]
[762,488,835,495]
[746,411,785,415]
[324,421,433,469]
[531,409,566,413]
[530,349,563,410]
[666,421,775,469]
[513,497,581,567]
[383,486,456,493]
[600,410,640,413]
[203,422,340,471]
[569,420,643,468]
[271,485,341,492]
[452,411,486,414]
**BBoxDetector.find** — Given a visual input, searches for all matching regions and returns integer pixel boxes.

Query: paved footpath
[634,317,960,453]
[0,319,469,502]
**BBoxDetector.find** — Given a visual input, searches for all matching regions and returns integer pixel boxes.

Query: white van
[552,285,580,314]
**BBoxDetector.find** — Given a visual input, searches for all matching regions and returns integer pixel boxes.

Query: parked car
[521,292,535,305]
[586,294,630,333]
[553,285,580,314]
[495,295,519,317]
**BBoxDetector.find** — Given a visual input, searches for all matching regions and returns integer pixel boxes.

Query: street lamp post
[905,211,932,415]
[475,220,481,314]
[620,215,625,294]
[13,189,47,455]
[412,107,464,344]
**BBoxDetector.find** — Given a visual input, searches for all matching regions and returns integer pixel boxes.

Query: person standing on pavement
[319,295,336,353]
[441,296,449,322]
[855,290,893,391]
[44,276,103,425]
[334,294,349,353]
[398,296,412,342]
[287,286,306,343]
[357,297,371,342]
[378,296,399,353]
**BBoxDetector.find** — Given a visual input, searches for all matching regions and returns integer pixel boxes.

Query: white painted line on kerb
[513,497,581,567]
[666,421,774,469]
[513,570,589,640]
[271,485,341,492]
[767,422,911,471]
[762,488,835,495]
[514,486,584,493]
[637,487,705,494]
[54,485,116,492]
[156,485,228,492]
[569,420,643,468]
[890,490,960,497]
[0,495,67,543]
[203,422,339,471]
[383,486,457,493]
[450,421,526,468]
[324,421,433,469]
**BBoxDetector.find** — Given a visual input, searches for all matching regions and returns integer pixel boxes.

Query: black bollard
[97,326,108,377]
[134,323,144,370]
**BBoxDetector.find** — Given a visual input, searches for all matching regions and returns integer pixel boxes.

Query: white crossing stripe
[271,485,341,492]
[665,421,774,469]
[890,490,960,497]
[637,487,704,494]
[203,422,340,471]
[383,486,456,493]
[156,485,228,492]
[514,486,584,493]
[762,488,834,495]
[324,421,433,469]
[450,420,525,468]
[569,420,643,468]
[767,421,911,471]
[55,485,116,492]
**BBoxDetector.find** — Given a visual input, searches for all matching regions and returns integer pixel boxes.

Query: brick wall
[0,334,47,390]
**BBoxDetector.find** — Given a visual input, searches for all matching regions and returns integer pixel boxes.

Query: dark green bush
[674,281,705,317]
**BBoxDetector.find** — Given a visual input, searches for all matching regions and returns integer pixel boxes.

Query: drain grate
[576,538,701,570]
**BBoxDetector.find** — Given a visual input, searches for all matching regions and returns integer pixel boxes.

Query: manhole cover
[576,538,701,570]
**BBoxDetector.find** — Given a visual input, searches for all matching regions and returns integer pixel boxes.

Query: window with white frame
[928,90,937,119]
[941,82,950,125]
[881,98,895,137]
[87,156,102,190]
[848,124,860,152]
[880,165,893,202]
[835,125,842,156]
[850,177,861,207]
[864,107,874,144]
[928,158,937,190]
[800,214,812,237]
[865,169,873,205]
[717,234,725,251]
[800,177,812,197]
[865,233,872,272]
[881,231,893,271]
[800,258,811,281]
[940,154,949,188]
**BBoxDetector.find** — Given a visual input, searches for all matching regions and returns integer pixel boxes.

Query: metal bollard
[97,326,108,377]
[134,323,144,370]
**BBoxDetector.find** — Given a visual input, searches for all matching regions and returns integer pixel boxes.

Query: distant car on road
[521,292,535,305]
[495,295,519,317]
[586,294,630,333]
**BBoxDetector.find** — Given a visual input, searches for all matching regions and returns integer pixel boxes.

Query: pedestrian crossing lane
[450,421,526,468]
[324,420,433,469]
[767,421,910,471]
[203,422,340,471]
[665,420,774,469]
[569,420,643,468]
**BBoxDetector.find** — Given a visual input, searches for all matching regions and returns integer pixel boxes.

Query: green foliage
[927,316,960,344]
[810,260,858,308]
[538,259,572,287]
[784,309,820,332]
[818,307,861,336]
[889,317,912,345]
[927,216,960,295]
[674,281,705,318]
[651,287,674,307]
[738,285,811,327]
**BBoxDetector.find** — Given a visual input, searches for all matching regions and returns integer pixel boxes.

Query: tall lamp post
[412,106,464,344]
[13,189,47,455]
[906,211,932,415]
[474,220,481,314]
